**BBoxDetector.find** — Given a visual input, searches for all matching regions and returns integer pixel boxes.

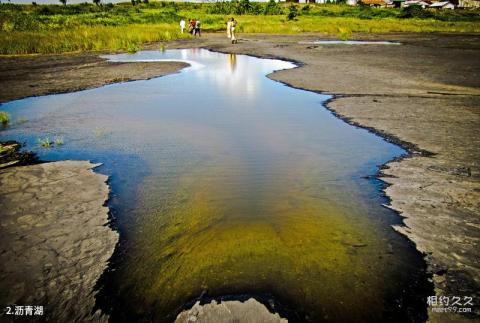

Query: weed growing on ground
[54,136,64,145]
[127,42,140,54]
[0,111,10,126]
[38,137,51,148]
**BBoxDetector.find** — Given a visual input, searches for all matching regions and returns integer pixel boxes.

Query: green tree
[93,0,101,6]
[59,0,67,5]
[264,0,282,15]
[238,0,252,14]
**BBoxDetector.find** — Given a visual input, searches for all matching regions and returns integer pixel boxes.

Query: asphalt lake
[1,49,431,322]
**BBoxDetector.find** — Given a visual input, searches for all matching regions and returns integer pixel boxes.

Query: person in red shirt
[189,19,196,35]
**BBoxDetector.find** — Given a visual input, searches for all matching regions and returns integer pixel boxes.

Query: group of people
[179,18,201,37]
[179,17,238,44]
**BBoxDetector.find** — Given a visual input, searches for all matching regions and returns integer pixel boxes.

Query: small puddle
[300,40,401,45]
[1,49,429,322]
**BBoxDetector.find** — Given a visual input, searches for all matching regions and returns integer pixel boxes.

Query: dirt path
[0,32,479,322]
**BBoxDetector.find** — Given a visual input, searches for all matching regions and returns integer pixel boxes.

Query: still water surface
[1,49,430,322]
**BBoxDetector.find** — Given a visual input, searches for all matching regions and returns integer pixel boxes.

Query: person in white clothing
[180,19,186,34]
[230,18,237,44]
[226,19,232,39]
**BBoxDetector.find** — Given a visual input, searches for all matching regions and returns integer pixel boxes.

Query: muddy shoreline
[1,32,479,322]
[0,53,188,104]
[0,161,118,322]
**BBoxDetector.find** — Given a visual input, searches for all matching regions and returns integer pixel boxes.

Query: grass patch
[1,2,479,55]
[37,137,52,148]
[127,41,140,53]
[0,24,189,55]
[0,111,10,126]
[54,136,64,145]
[37,136,64,148]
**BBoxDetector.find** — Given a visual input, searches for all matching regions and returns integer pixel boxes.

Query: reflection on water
[228,53,237,73]
[299,40,401,45]
[0,49,430,322]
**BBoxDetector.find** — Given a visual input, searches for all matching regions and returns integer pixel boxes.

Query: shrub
[301,4,311,14]
[264,0,283,15]
[287,4,297,21]
[399,5,433,19]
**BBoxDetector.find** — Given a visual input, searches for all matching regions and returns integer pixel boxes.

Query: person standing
[180,18,185,34]
[195,19,201,37]
[230,18,237,44]
[189,18,196,35]
[226,18,232,39]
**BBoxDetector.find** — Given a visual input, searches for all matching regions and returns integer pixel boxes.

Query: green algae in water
[0,49,431,322]
[109,158,426,322]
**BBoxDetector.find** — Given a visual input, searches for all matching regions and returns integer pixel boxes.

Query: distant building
[298,0,333,3]
[429,1,455,8]
[404,0,431,7]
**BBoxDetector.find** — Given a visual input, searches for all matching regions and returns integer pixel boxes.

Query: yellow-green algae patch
[117,165,396,322]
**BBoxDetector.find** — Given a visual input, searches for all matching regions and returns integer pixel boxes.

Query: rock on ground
[175,298,288,323]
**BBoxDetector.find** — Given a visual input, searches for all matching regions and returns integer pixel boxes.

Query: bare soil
[0,161,118,322]
[0,52,188,103]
